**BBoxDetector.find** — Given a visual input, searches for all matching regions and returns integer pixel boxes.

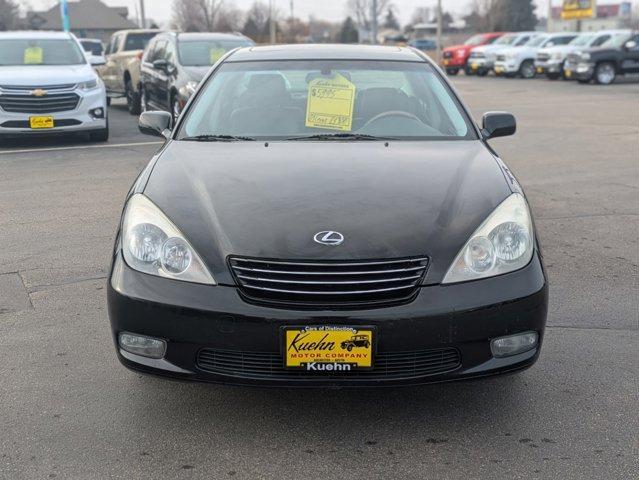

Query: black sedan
[108,44,548,387]
[139,32,253,119]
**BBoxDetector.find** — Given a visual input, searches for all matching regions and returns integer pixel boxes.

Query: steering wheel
[361,111,423,130]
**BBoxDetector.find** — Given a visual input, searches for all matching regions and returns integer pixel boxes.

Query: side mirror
[89,55,107,66]
[153,59,169,70]
[481,112,516,140]
[139,111,173,138]
[624,40,637,50]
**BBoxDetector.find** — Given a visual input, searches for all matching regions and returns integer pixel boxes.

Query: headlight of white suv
[122,194,216,285]
[442,193,534,284]
[78,79,100,91]
[580,52,591,61]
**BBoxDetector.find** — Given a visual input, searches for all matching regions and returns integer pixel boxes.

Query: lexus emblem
[30,89,48,97]
[314,231,344,246]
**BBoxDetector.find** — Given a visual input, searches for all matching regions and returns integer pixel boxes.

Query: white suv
[468,32,538,76]
[494,33,578,79]
[0,31,108,141]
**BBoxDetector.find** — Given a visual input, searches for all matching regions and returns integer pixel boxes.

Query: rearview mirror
[153,59,169,70]
[139,111,173,138]
[481,112,516,140]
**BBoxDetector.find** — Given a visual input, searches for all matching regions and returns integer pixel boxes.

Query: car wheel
[519,60,536,79]
[446,68,459,76]
[125,79,141,115]
[594,62,616,85]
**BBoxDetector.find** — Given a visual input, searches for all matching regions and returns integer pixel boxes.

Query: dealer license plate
[495,66,504,74]
[471,63,479,70]
[284,326,373,370]
[30,116,54,129]
[443,59,449,66]
[537,67,543,74]
[565,70,572,78]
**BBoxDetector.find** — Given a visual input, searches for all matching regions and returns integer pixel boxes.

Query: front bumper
[442,56,465,68]
[468,58,493,73]
[494,61,519,75]
[0,87,107,137]
[573,62,595,81]
[108,251,548,387]
[534,60,563,75]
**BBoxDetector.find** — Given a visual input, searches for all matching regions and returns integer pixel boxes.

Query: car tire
[594,62,616,85]
[446,68,459,76]
[519,60,536,79]
[125,79,141,115]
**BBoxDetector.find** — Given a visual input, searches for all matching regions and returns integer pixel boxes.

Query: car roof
[112,29,163,35]
[176,32,251,41]
[0,31,73,40]
[227,44,426,62]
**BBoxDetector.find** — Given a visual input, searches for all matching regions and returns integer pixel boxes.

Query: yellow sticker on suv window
[210,48,226,64]
[305,73,356,131]
[24,47,44,64]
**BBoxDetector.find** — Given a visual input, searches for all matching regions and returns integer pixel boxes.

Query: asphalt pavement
[0,80,638,480]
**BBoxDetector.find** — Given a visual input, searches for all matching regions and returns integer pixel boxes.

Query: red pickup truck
[441,32,505,75]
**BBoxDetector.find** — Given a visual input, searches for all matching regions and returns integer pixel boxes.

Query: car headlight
[580,52,591,61]
[121,194,216,285]
[506,53,516,61]
[78,79,100,91]
[552,52,563,60]
[442,193,533,284]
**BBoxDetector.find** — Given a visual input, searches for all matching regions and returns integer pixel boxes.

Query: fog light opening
[490,331,538,358]
[119,332,166,359]
[89,107,105,119]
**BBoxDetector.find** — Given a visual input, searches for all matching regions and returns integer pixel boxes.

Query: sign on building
[561,0,596,20]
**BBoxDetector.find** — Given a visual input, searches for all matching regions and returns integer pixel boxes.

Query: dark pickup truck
[565,32,639,84]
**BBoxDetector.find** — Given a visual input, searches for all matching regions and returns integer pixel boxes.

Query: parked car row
[443,30,639,85]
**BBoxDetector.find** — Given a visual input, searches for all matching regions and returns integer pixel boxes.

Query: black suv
[568,32,639,84]
[139,32,253,119]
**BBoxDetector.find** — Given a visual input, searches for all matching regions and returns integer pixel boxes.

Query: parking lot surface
[1,81,638,479]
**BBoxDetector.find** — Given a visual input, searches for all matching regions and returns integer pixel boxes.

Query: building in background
[27,0,137,43]
[550,2,633,31]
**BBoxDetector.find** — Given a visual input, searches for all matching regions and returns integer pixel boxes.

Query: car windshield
[570,34,596,46]
[464,35,485,46]
[178,60,475,141]
[0,39,86,66]
[494,35,518,45]
[526,36,547,47]
[178,39,253,66]
[124,33,158,51]
[601,34,632,49]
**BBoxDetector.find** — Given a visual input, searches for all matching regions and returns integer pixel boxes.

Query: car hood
[443,44,469,53]
[0,64,96,86]
[538,45,575,56]
[143,141,512,285]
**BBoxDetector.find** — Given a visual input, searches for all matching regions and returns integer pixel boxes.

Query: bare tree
[172,0,225,32]
[347,0,391,30]
[410,7,432,25]
[0,0,20,31]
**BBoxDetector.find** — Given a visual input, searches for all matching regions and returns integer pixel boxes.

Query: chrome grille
[496,54,506,62]
[229,257,429,308]
[0,83,76,92]
[0,92,80,113]
[197,347,461,380]
[536,53,550,62]
[469,51,485,59]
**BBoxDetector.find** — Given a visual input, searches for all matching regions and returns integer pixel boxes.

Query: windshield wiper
[181,134,256,142]
[286,133,397,141]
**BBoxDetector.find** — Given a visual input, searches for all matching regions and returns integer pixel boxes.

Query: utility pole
[547,0,553,32]
[371,0,378,44]
[436,0,442,64]
[139,0,146,29]
[269,0,276,44]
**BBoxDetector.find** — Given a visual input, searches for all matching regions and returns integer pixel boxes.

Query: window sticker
[305,73,356,131]
[210,48,226,64]
[24,46,44,65]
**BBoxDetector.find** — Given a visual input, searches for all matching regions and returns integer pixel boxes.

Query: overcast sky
[27,0,627,26]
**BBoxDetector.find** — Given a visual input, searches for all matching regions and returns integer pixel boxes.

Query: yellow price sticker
[305,73,356,132]
[24,46,44,65]
[210,48,226,64]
